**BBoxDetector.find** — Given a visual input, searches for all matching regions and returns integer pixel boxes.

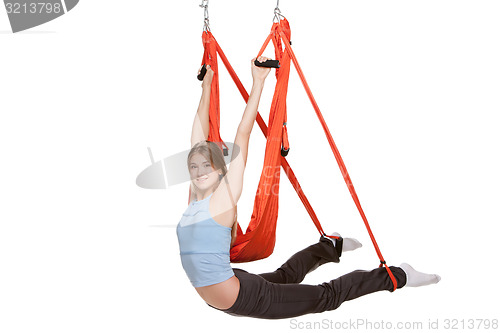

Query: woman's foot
[400,263,441,287]
[343,238,363,252]
[323,232,363,252]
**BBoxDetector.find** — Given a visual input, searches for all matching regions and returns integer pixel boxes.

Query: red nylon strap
[276,26,397,291]
[282,124,289,151]
[213,21,342,246]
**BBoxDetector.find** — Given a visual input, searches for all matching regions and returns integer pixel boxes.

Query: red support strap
[281,124,289,152]
[214,21,342,244]
[276,25,397,291]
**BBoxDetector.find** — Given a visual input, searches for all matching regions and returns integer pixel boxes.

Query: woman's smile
[196,175,209,182]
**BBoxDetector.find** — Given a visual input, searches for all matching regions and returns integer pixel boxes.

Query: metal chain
[199,0,210,32]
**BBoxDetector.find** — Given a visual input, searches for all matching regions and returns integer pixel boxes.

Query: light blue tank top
[176,193,234,287]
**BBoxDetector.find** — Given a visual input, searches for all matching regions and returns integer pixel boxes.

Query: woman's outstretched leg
[258,237,340,284]
[225,266,408,319]
[258,235,361,284]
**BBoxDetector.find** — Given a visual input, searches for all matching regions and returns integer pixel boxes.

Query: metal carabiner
[199,0,209,10]
[199,0,210,31]
[273,0,285,22]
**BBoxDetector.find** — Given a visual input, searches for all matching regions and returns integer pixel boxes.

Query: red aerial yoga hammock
[197,18,398,290]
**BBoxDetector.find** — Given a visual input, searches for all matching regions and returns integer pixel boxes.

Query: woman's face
[188,153,221,191]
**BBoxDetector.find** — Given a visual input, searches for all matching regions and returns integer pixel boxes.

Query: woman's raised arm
[191,65,214,147]
[224,57,271,203]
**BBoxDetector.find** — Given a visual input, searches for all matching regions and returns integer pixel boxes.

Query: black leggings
[216,237,406,319]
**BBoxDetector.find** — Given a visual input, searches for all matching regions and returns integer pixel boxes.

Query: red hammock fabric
[201,32,227,154]
[230,20,292,263]
[197,19,397,290]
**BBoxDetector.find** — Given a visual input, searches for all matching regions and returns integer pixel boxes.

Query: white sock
[343,238,363,252]
[326,232,362,252]
[400,263,441,287]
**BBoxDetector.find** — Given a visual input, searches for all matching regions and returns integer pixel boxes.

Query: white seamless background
[1,1,499,332]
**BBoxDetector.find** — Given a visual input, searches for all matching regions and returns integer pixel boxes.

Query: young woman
[176,57,441,319]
